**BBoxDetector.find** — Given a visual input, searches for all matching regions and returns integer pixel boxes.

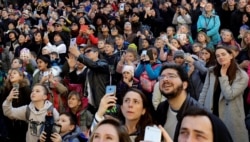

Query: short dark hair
[60,112,77,126]
[33,83,49,95]
[159,64,188,82]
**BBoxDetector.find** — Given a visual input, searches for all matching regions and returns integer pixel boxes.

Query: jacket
[2,100,59,142]
[77,54,110,108]
[199,67,249,142]
[197,14,221,45]
[2,39,19,72]
[156,95,203,126]
[62,126,83,142]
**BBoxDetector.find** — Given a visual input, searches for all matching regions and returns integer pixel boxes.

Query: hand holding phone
[12,83,19,99]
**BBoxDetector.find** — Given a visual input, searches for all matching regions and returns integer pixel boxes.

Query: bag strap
[25,105,54,121]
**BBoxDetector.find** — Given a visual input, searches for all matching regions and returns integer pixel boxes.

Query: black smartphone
[147,50,154,61]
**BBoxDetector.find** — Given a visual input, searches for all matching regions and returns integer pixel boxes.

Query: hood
[28,100,53,115]
[62,126,85,141]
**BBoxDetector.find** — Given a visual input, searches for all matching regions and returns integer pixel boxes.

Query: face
[121,91,145,121]
[30,85,47,102]
[170,39,180,49]
[37,59,48,71]
[20,52,30,63]
[57,114,74,134]
[197,33,206,43]
[71,23,79,31]
[200,49,211,62]
[34,33,42,42]
[228,0,235,5]
[54,34,62,42]
[142,40,149,48]
[124,22,132,30]
[123,71,133,80]
[98,41,105,51]
[174,57,185,65]
[115,37,124,46]
[92,124,119,142]
[79,17,85,25]
[125,52,136,62]
[178,116,213,142]
[244,33,250,44]
[215,48,233,66]
[104,44,114,55]
[68,95,81,109]
[55,24,62,31]
[9,33,15,39]
[18,35,26,43]
[222,31,233,43]
[239,0,247,9]
[154,39,164,48]
[192,45,202,53]
[159,69,186,99]
[205,3,213,12]
[11,59,22,69]
[167,27,175,36]
[9,70,23,83]
[84,48,98,61]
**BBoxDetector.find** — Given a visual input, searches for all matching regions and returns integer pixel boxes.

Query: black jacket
[77,54,110,108]
[156,95,203,125]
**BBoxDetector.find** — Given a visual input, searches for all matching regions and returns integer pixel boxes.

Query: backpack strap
[25,105,54,121]
[25,105,30,120]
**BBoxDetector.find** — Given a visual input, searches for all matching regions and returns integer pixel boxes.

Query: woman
[92,88,153,142]
[28,31,45,57]
[220,0,237,30]
[32,55,61,87]
[90,119,131,142]
[172,6,192,30]
[116,49,138,74]
[238,30,250,69]
[1,68,31,142]
[67,91,93,137]
[197,2,221,46]
[217,29,241,50]
[198,46,249,142]
[39,112,85,142]
[14,33,29,57]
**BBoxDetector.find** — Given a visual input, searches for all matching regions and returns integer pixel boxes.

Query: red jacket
[76,34,98,46]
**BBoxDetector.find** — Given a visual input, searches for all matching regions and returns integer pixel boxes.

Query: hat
[77,9,85,13]
[22,10,30,17]
[240,25,249,30]
[128,43,137,51]
[173,50,185,59]
[79,44,87,48]
[7,30,18,37]
[89,24,96,31]
[53,21,62,26]
[122,65,134,76]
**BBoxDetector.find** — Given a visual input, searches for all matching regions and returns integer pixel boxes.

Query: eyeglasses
[55,24,61,27]
[84,49,93,54]
[158,74,179,80]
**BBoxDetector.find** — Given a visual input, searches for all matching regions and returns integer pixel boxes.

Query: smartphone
[13,83,19,90]
[70,38,76,47]
[141,50,147,56]
[106,85,116,95]
[119,3,125,10]
[144,126,162,142]
[43,71,49,76]
[147,50,154,61]
[80,25,89,33]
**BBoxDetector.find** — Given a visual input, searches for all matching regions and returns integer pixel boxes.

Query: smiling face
[178,116,213,142]
[92,124,119,142]
[121,91,145,122]
[159,68,187,99]
[215,48,233,66]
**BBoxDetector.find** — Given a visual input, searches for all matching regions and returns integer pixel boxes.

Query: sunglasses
[84,49,93,54]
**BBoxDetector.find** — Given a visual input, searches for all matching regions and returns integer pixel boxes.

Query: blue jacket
[197,14,221,45]
[135,60,162,80]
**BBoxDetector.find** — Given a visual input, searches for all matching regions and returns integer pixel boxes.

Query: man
[156,64,203,139]
[160,107,233,142]
[69,45,109,114]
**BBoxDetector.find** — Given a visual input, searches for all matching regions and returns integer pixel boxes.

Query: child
[2,83,59,142]
[67,91,93,138]
[39,112,87,142]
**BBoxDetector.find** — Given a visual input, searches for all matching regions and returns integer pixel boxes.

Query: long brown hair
[4,68,30,91]
[213,46,238,85]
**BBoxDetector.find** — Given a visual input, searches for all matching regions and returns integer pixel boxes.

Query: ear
[69,124,75,131]
[142,108,146,115]
[77,100,82,106]
[183,81,188,90]
[43,94,48,100]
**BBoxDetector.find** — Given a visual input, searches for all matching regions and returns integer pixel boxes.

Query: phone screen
[106,85,116,95]
[144,126,162,142]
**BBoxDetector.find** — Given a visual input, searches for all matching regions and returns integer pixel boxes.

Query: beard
[160,83,183,99]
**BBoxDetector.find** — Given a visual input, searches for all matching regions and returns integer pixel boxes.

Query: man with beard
[156,64,203,139]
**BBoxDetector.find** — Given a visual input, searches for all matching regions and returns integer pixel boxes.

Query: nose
[185,135,195,142]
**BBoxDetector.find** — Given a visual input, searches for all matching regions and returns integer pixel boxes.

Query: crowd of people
[1,0,250,141]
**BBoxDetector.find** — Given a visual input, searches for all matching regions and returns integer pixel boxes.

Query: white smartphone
[144,126,162,142]
[141,50,147,56]
[70,38,76,47]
